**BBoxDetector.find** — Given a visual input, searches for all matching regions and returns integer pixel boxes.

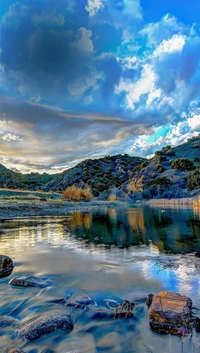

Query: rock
[9,274,50,288]
[96,332,121,349]
[0,315,20,328]
[196,317,200,332]
[66,294,94,309]
[18,314,73,341]
[8,350,26,353]
[146,294,154,308]
[0,255,13,278]
[148,291,192,334]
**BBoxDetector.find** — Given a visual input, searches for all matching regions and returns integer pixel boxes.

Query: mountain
[0,136,199,199]
[0,165,56,190]
[120,135,200,200]
[43,154,146,196]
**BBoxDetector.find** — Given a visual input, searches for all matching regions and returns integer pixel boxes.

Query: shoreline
[0,196,199,219]
[0,199,130,219]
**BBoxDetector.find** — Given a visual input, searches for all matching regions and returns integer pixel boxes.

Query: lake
[0,205,200,353]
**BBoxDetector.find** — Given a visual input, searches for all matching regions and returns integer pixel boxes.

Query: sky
[0,0,200,173]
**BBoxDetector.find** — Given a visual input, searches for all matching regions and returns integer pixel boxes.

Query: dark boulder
[146,294,154,308]
[148,291,192,334]
[18,314,73,341]
[0,255,13,278]
[196,317,200,332]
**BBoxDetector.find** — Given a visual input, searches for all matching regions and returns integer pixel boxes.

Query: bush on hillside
[156,164,165,173]
[171,158,195,171]
[166,149,175,156]
[187,169,200,190]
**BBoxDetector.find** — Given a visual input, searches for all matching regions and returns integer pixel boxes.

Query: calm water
[0,206,200,353]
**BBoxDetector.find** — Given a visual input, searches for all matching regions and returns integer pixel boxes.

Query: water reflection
[0,208,200,353]
[68,206,200,253]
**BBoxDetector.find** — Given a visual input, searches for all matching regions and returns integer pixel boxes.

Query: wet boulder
[196,317,200,332]
[9,274,50,288]
[0,255,13,278]
[18,314,73,341]
[148,291,192,334]
[146,294,154,308]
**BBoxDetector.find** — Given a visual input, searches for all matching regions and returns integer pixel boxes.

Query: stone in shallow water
[0,315,19,328]
[9,274,50,288]
[8,350,26,353]
[66,294,94,308]
[148,291,192,334]
[0,255,13,278]
[18,314,73,341]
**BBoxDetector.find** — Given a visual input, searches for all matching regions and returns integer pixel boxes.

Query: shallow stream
[0,206,200,352]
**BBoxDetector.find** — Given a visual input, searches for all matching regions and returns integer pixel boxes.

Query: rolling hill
[120,135,200,200]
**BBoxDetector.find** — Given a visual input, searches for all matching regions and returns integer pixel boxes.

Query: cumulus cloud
[85,0,104,17]
[0,1,200,172]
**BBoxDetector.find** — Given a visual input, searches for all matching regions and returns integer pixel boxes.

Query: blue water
[0,206,199,352]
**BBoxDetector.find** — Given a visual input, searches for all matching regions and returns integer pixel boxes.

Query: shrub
[158,155,167,163]
[62,185,93,201]
[171,158,195,171]
[140,161,148,168]
[187,169,200,190]
[156,164,164,173]
[166,149,175,156]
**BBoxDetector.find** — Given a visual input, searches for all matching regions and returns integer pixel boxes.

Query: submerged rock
[8,350,26,353]
[66,294,94,309]
[18,314,73,341]
[0,255,13,278]
[9,274,50,288]
[0,315,19,328]
[148,291,192,334]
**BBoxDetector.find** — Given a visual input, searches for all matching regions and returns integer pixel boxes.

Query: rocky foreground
[1,255,200,353]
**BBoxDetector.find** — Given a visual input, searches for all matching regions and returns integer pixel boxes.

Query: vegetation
[62,185,92,201]
[156,164,165,173]
[44,154,146,195]
[171,158,195,171]
[187,169,200,190]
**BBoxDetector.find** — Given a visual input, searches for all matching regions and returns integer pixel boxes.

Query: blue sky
[0,0,200,173]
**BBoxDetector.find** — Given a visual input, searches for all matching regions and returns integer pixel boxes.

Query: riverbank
[0,198,130,219]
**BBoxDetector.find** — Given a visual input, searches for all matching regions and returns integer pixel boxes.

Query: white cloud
[85,0,104,17]
[141,14,187,46]
[73,27,94,53]
[117,55,137,70]
[188,114,200,131]
[116,64,159,109]
[154,34,186,57]
[1,133,22,142]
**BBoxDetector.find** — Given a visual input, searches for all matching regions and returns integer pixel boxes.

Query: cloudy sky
[0,0,200,173]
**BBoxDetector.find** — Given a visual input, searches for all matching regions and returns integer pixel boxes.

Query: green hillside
[0,166,56,190]
[43,154,146,196]
[121,135,200,200]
